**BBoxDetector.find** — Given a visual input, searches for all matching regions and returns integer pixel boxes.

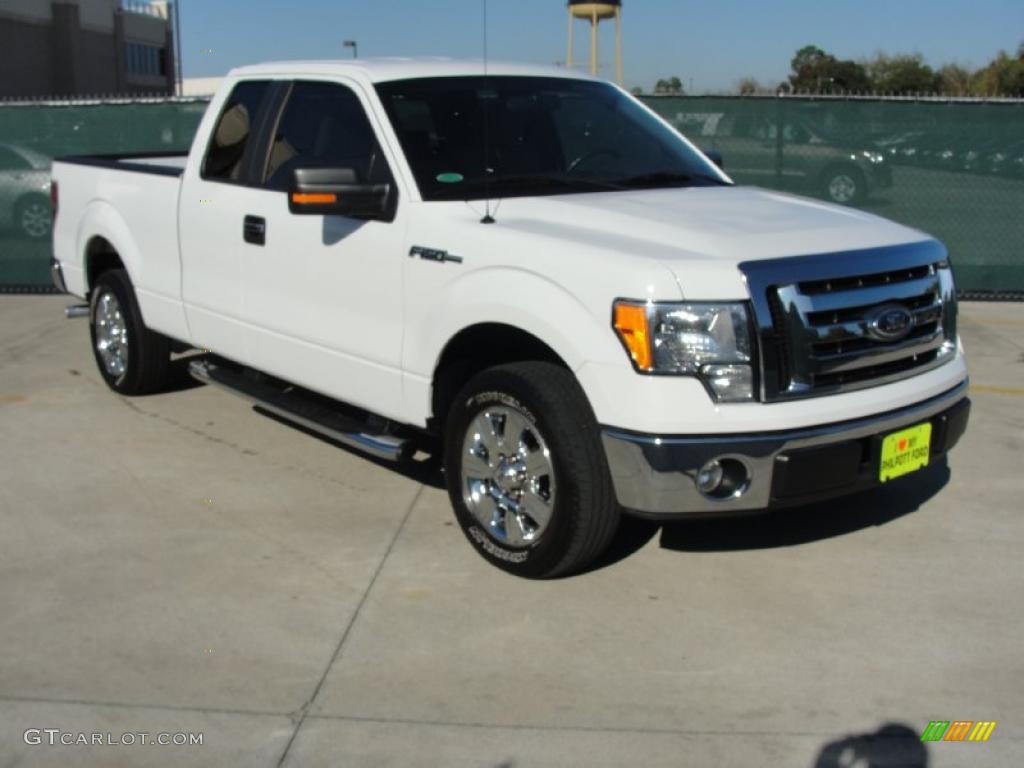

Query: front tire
[89,269,170,395]
[443,362,620,578]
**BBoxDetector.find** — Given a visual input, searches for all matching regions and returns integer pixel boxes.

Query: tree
[654,76,684,95]
[788,44,870,92]
[630,86,644,95]
[828,59,872,92]
[936,63,973,95]
[737,76,760,95]
[971,50,1024,96]
[866,53,939,94]
[791,45,829,77]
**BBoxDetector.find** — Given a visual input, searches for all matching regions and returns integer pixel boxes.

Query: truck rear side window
[202,81,271,182]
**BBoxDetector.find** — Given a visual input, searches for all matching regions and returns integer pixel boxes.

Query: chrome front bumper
[601,379,970,516]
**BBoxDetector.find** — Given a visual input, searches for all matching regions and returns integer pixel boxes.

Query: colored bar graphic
[944,721,973,741]
[969,722,997,742]
[921,721,950,742]
[920,720,997,742]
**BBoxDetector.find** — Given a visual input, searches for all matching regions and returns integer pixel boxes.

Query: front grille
[740,243,958,402]
[797,263,935,295]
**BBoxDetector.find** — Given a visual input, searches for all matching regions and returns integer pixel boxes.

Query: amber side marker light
[613,302,653,371]
[291,192,337,205]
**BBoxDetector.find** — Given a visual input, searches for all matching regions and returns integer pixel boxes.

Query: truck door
[179,79,278,361]
[236,79,407,420]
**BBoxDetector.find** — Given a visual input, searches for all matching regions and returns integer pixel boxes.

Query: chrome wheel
[20,201,52,239]
[460,405,556,546]
[94,291,129,378]
[827,173,858,204]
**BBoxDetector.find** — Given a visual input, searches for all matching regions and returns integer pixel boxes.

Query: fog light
[696,460,724,494]
[694,457,751,500]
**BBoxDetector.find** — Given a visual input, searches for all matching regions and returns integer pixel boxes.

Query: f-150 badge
[409,246,463,264]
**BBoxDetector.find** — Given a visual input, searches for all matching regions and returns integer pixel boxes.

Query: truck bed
[57,152,188,178]
[52,152,188,339]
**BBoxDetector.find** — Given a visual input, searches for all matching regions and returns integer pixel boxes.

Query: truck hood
[482,185,930,298]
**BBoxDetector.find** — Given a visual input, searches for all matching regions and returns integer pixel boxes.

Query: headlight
[613,300,755,402]
[861,150,884,164]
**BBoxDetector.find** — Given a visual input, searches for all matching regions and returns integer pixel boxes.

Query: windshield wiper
[614,171,728,189]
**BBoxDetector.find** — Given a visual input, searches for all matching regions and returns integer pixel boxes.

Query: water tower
[566,0,623,85]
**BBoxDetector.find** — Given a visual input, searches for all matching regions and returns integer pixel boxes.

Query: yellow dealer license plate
[879,422,932,482]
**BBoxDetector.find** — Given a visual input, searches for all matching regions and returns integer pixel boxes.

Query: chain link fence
[0,94,1020,296]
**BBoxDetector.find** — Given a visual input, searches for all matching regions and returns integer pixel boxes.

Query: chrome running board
[188,359,410,462]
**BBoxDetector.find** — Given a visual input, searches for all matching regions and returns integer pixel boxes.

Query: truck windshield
[375,76,728,201]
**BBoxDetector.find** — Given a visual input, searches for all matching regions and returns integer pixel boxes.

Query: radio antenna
[480,0,496,224]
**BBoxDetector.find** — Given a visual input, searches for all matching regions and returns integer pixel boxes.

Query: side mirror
[288,167,391,220]
[704,149,724,169]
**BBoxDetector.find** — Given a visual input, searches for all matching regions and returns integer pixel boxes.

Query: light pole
[343,40,358,59]
[173,0,183,96]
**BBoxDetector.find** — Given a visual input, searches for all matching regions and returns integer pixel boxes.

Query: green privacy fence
[645,95,1024,297]
[0,94,1021,295]
[0,98,207,288]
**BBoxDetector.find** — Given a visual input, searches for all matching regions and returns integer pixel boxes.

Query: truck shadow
[597,461,949,567]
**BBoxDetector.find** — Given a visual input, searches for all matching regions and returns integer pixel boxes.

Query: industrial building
[0,0,176,98]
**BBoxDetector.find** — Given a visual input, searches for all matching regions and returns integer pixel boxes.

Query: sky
[180,0,1024,92]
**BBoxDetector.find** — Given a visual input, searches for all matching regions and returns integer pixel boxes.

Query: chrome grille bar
[740,241,958,402]
[808,300,943,344]
[811,330,946,374]
[791,273,940,314]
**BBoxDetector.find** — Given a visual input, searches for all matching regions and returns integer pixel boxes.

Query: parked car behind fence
[0,143,52,239]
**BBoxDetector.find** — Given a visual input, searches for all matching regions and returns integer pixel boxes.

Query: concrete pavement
[0,295,1022,767]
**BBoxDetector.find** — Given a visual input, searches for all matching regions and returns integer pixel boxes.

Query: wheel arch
[430,323,573,433]
[14,190,50,208]
[407,265,625,432]
[75,200,140,294]
[84,235,125,293]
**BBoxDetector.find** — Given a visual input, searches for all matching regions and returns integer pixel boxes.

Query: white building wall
[182,77,222,97]
[122,6,167,44]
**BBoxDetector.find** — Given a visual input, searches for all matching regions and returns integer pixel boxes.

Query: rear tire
[89,268,170,395]
[443,361,620,578]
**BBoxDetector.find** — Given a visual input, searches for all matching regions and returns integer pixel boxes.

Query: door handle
[243,215,265,246]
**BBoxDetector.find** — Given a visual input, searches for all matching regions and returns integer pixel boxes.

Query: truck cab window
[202,81,271,181]
[263,82,392,191]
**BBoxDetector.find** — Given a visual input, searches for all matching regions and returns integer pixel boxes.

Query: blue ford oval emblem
[866,304,914,342]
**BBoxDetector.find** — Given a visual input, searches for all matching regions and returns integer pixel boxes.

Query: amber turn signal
[291,192,338,205]
[613,301,653,371]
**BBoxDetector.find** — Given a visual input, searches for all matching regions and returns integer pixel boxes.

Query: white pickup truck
[51,59,970,577]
